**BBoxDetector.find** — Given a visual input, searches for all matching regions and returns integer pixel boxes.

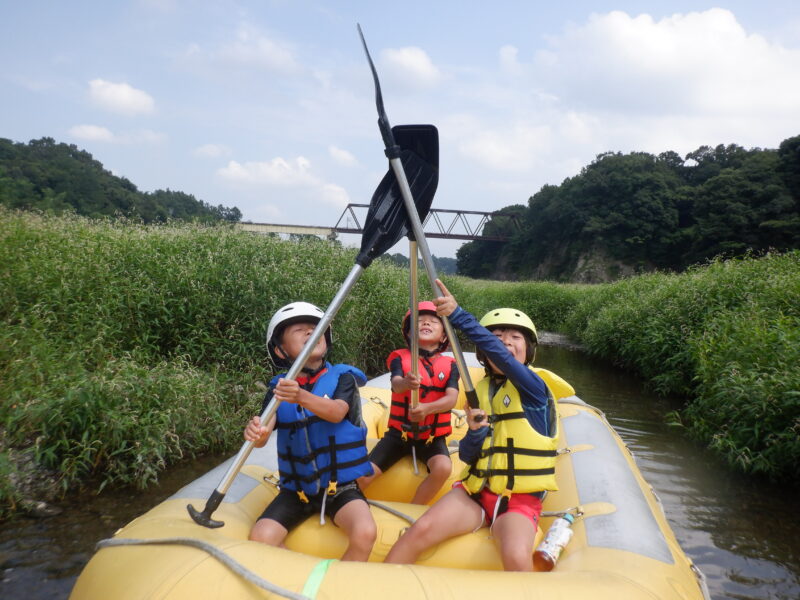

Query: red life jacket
[386,349,454,440]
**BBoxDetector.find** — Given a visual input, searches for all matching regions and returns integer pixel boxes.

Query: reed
[2,209,798,515]
[0,209,411,513]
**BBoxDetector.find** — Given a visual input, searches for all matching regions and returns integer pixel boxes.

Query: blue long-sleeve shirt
[449,306,552,465]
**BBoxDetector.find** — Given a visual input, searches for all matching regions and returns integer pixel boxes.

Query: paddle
[357,24,481,414]
[187,125,439,530]
[408,236,420,474]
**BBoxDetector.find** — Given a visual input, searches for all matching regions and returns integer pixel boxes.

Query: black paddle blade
[356,125,439,267]
[393,125,439,170]
[356,148,437,267]
[355,26,439,266]
[393,124,438,236]
[357,23,395,151]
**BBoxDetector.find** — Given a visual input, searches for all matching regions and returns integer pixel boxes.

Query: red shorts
[454,481,542,528]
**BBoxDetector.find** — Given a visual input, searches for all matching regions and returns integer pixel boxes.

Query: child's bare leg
[411,454,451,505]
[249,518,288,547]
[491,511,537,571]
[357,463,382,490]
[333,499,377,562]
[385,487,482,564]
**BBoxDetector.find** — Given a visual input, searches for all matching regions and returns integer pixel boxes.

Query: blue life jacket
[272,363,372,498]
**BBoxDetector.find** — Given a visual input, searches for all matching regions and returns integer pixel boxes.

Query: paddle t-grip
[187,491,225,529]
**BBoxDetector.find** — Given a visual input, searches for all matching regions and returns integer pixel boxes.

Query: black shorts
[259,482,366,531]
[368,428,450,472]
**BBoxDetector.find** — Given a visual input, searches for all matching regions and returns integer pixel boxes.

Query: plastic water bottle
[533,513,575,571]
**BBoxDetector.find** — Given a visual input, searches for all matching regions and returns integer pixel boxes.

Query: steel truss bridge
[237,204,520,242]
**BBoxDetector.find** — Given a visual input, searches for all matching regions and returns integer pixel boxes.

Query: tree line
[0,137,241,224]
[457,135,800,281]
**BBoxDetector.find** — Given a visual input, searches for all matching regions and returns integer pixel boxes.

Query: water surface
[1,342,798,599]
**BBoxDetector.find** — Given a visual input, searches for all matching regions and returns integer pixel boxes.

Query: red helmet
[402,301,448,352]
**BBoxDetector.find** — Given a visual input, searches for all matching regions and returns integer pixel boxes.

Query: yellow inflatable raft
[70,355,709,600]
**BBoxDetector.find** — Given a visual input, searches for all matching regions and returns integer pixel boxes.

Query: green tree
[0,137,241,224]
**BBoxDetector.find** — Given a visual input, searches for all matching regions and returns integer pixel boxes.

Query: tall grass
[0,210,413,514]
[2,209,798,517]
[560,253,800,482]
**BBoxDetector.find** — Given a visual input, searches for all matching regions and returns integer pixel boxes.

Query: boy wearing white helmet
[359,301,460,505]
[244,302,376,561]
[385,281,559,572]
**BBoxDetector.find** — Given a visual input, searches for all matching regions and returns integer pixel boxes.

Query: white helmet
[266,302,332,367]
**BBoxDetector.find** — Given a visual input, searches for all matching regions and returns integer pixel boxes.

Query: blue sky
[3,1,800,257]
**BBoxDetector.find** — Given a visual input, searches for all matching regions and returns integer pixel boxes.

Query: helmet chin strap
[300,357,327,376]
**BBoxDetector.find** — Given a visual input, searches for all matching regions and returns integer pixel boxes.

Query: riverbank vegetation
[0,137,241,223]
[457,134,800,282]
[2,210,798,516]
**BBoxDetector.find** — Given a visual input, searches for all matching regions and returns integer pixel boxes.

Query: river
[1,341,798,599]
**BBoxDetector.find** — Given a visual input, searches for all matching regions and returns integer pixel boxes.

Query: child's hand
[403,372,421,391]
[409,404,429,422]
[244,416,268,443]
[274,378,300,404]
[433,279,458,317]
[467,408,488,430]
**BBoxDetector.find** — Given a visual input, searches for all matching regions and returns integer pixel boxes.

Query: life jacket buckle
[326,481,338,496]
[297,490,309,503]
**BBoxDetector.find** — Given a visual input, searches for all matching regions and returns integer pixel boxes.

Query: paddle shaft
[388,158,480,411]
[409,239,420,410]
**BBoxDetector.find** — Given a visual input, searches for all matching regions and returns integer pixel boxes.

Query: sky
[2,1,800,258]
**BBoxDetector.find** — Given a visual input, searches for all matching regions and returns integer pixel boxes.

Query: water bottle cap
[562,513,575,524]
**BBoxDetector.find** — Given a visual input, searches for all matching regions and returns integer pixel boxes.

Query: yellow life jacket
[461,367,560,495]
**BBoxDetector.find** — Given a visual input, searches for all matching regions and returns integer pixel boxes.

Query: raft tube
[70,354,709,600]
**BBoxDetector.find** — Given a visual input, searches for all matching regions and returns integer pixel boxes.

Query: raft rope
[366,499,416,523]
[95,537,312,600]
[261,472,418,524]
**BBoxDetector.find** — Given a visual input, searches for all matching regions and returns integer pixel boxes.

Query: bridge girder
[237,204,519,242]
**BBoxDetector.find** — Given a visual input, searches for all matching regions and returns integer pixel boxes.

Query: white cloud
[218,157,313,186]
[532,8,800,117]
[88,79,155,115]
[217,156,349,208]
[457,122,553,172]
[328,145,358,167]
[499,45,522,75]
[382,46,441,87]
[67,124,165,144]
[443,7,800,185]
[215,26,299,73]
[320,183,349,207]
[68,124,115,142]
[193,143,231,158]
[184,25,300,73]
[127,129,166,144]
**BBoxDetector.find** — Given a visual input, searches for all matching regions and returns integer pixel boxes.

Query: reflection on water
[0,454,225,598]
[535,344,800,600]
[1,343,798,599]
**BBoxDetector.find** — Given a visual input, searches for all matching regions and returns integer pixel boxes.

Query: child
[360,301,459,505]
[244,301,376,561]
[384,281,559,571]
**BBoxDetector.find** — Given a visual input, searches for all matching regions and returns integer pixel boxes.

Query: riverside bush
[456,253,800,483]
[2,209,798,514]
[0,209,412,510]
